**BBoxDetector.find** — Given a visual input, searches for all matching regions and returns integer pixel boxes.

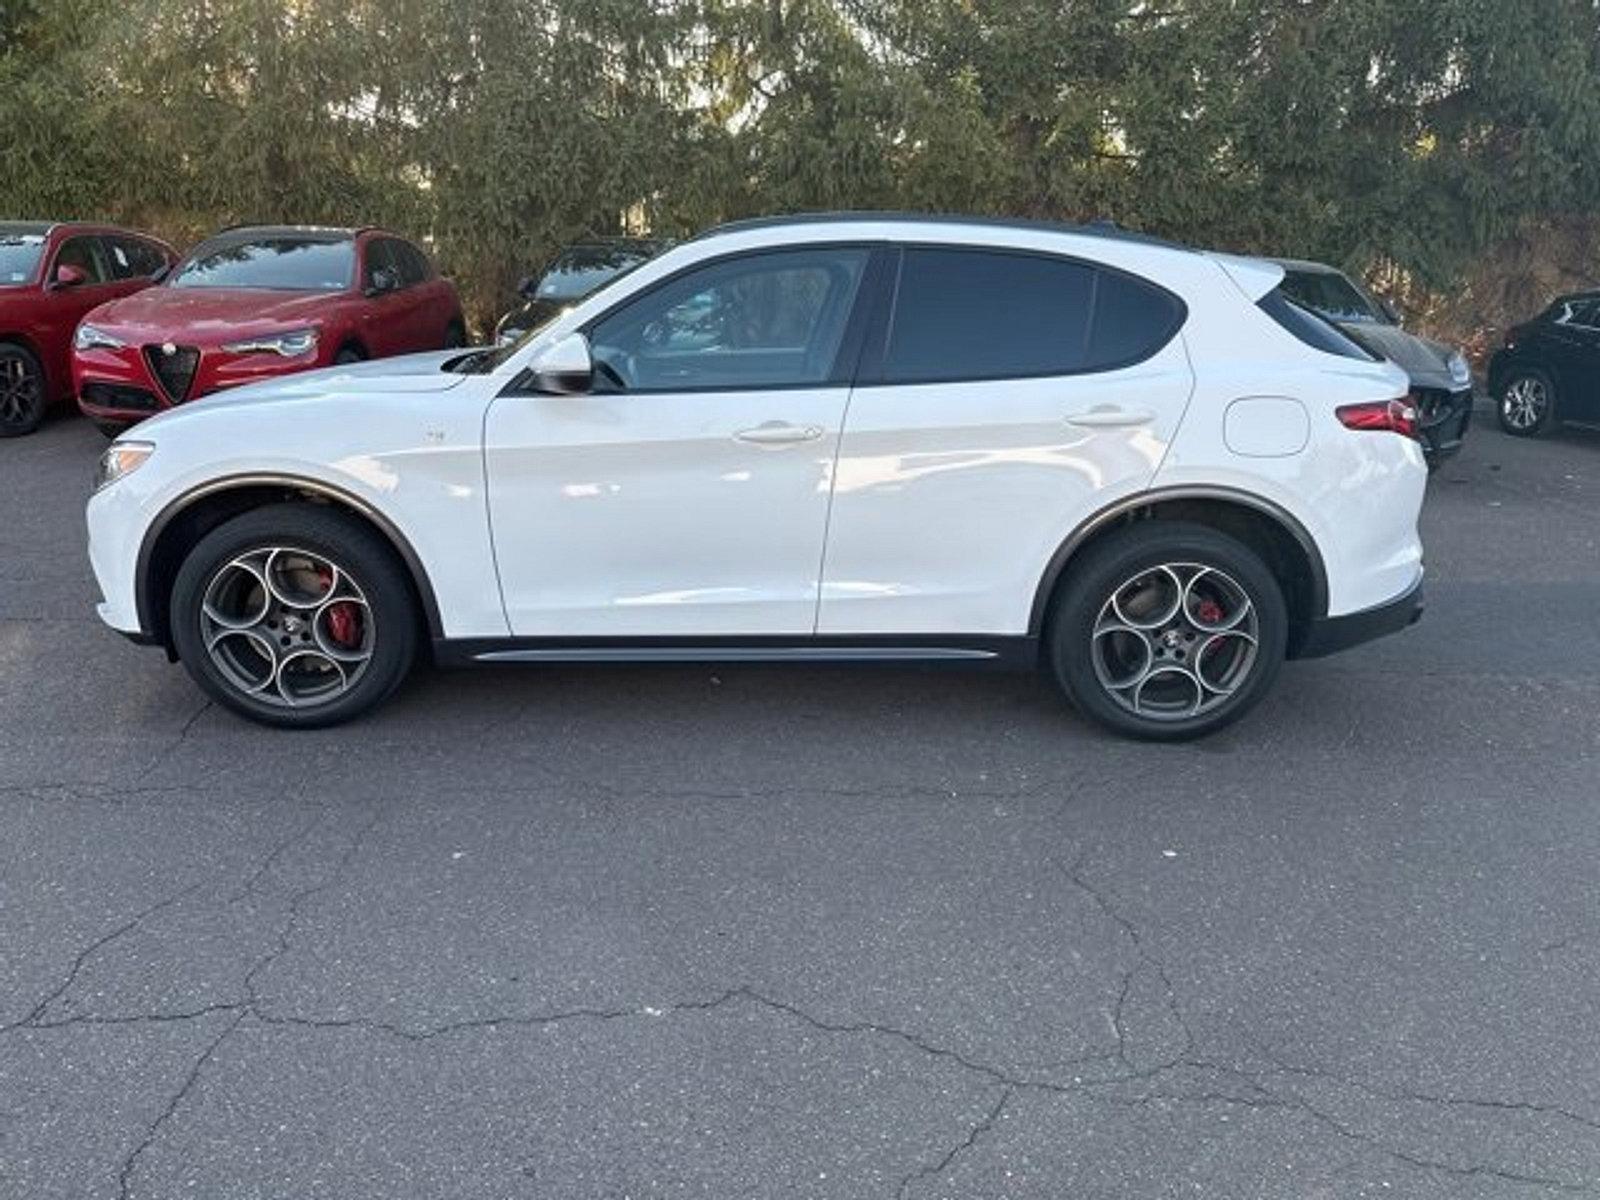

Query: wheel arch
[1029,487,1329,658]
[136,474,444,654]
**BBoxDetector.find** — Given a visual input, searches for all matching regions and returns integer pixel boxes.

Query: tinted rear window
[1258,289,1378,361]
[885,249,1095,383]
[882,248,1182,383]
[172,238,355,291]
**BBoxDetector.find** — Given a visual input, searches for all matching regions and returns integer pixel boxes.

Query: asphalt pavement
[2,406,1598,1198]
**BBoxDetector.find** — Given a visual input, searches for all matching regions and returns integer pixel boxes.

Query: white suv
[87,214,1426,740]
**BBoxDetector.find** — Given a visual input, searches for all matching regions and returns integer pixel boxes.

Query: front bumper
[1294,575,1424,659]
[75,344,320,427]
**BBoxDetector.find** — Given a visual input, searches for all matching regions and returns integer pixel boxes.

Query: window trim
[855,243,1189,389]
[505,241,893,397]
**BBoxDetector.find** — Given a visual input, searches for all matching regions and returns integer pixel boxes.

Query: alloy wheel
[1090,562,1260,722]
[199,546,375,708]
[0,350,43,431]
[1502,377,1548,431]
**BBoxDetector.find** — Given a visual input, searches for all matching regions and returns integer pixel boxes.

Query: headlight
[93,441,154,491]
[75,324,125,352]
[1447,350,1471,386]
[222,328,319,357]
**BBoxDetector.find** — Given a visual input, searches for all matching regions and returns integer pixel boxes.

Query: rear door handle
[735,421,825,445]
[1065,407,1155,429]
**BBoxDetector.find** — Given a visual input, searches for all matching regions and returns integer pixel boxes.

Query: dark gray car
[1272,258,1473,466]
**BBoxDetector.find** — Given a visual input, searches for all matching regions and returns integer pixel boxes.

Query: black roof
[694,211,1192,252]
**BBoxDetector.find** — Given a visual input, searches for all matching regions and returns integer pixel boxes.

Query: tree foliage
[2,0,1597,329]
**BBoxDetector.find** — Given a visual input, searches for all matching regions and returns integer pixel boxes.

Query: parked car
[1272,258,1473,467]
[494,238,670,346]
[0,221,176,437]
[74,225,465,436]
[86,214,1426,741]
[1487,293,1600,436]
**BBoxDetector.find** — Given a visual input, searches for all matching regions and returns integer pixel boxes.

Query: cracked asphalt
[3,406,1599,1198]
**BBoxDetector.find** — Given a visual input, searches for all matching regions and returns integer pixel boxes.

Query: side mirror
[515,275,538,300]
[528,332,593,395]
[365,267,399,297]
[1378,297,1402,325]
[51,264,88,290]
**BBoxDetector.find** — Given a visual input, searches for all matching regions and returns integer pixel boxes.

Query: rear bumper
[1415,387,1472,464]
[1293,575,1423,660]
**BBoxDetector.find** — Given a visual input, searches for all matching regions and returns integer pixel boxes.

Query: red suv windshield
[0,232,46,285]
[171,237,354,291]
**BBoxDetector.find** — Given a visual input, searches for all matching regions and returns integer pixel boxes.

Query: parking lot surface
[3,410,1599,1199]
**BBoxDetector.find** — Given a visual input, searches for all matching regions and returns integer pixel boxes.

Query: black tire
[334,345,366,366]
[443,321,466,349]
[1046,522,1288,742]
[169,503,419,729]
[0,340,48,438]
[1497,367,1558,437]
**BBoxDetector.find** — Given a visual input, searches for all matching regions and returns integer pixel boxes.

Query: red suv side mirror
[51,264,89,290]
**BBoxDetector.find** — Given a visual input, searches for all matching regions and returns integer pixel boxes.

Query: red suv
[1,221,177,437]
[74,225,465,435]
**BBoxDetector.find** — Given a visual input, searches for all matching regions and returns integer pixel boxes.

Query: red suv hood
[87,286,345,345]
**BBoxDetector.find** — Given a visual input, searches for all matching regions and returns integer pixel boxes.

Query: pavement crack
[115,1008,244,1200]
[897,1086,1011,1199]
[1,877,213,1034]
[244,807,383,1008]
[1062,852,1195,1071]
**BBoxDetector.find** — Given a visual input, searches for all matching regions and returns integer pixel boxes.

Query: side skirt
[432,635,1040,671]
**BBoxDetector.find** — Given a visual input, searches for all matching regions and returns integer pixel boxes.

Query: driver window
[363,239,400,291]
[54,236,108,284]
[589,247,869,392]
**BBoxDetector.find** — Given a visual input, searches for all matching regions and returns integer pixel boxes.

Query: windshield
[0,234,46,285]
[536,246,657,303]
[1279,269,1387,324]
[171,238,354,291]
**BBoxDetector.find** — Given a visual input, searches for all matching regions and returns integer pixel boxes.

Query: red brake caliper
[316,566,362,650]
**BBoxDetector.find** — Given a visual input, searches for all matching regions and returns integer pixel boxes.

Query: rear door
[818,245,1194,636]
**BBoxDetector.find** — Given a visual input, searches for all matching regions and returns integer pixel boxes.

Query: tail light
[1336,396,1419,439]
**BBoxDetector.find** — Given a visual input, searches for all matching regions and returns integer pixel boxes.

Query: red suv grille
[143,344,201,404]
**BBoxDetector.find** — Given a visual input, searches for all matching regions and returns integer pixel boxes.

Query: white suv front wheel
[1048,522,1288,741]
[169,504,419,729]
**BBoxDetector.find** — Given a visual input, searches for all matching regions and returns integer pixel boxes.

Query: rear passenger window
[885,249,1094,383]
[881,249,1184,384]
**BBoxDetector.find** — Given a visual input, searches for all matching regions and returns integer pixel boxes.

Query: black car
[494,238,671,346]
[1273,259,1474,466]
[1487,293,1600,437]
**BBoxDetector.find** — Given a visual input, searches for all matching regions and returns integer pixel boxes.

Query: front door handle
[735,421,825,445]
[1065,407,1155,429]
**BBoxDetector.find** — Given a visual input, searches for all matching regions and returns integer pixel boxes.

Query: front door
[484,244,874,637]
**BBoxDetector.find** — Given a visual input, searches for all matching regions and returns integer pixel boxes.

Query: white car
[86,214,1426,740]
